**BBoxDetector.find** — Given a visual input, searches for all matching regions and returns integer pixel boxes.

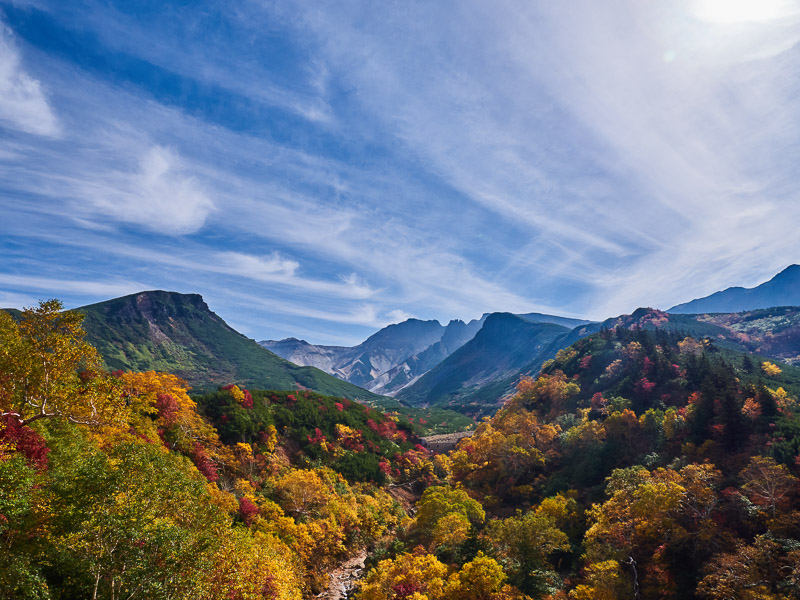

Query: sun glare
[695,0,794,23]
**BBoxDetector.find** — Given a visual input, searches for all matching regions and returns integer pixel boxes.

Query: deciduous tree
[0,300,122,427]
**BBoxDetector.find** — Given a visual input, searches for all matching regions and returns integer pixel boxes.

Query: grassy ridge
[77,291,389,403]
[72,291,472,434]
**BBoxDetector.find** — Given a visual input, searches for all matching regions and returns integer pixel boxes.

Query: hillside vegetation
[71,291,473,435]
[0,301,452,599]
[382,325,800,599]
[5,300,800,599]
[78,291,388,402]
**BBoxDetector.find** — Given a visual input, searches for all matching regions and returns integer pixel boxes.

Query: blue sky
[1,0,800,345]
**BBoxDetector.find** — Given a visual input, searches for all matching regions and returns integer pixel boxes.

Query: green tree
[486,510,569,596]
[48,439,221,600]
[414,485,485,541]
[0,452,50,599]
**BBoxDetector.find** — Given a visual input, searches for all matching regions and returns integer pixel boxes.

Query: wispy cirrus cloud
[279,0,800,318]
[0,273,145,298]
[2,0,800,343]
[0,22,58,136]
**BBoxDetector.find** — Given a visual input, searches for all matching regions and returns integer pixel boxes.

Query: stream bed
[318,551,367,600]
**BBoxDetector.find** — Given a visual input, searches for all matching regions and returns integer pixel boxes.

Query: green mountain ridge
[76,290,389,404]
[397,312,574,415]
[396,306,800,416]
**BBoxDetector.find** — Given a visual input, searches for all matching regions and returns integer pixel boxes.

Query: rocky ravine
[319,551,366,600]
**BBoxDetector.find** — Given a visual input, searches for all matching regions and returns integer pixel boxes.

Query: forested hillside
[367,325,800,599]
[77,291,389,402]
[5,300,800,599]
[0,301,451,599]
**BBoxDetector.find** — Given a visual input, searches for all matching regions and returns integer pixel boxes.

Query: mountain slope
[669,264,800,313]
[261,312,587,397]
[397,313,573,415]
[261,316,487,395]
[695,306,800,365]
[76,290,388,403]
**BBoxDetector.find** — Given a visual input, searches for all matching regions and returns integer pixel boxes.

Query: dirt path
[318,551,367,600]
[421,430,473,453]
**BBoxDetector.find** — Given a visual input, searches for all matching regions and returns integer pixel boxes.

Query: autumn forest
[3,299,800,600]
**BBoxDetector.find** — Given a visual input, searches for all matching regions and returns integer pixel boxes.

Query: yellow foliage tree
[584,464,721,598]
[0,299,124,427]
[512,371,579,417]
[431,512,471,550]
[761,361,782,377]
[275,469,330,518]
[569,560,627,600]
[443,552,508,600]
[357,553,449,600]
[227,385,245,404]
[118,371,224,457]
[450,401,559,497]
[203,529,303,600]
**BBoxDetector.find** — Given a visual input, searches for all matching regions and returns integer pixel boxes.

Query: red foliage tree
[155,393,179,426]
[190,442,219,482]
[239,496,259,526]
[0,414,49,469]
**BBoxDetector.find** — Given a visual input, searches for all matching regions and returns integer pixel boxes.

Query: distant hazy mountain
[74,290,388,403]
[261,316,487,395]
[517,312,593,328]
[336,318,449,388]
[669,265,800,314]
[261,311,592,397]
[396,313,578,415]
[258,338,350,375]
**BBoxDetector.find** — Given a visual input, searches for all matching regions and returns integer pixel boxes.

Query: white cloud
[82,145,214,234]
[216,251,299,278]
[0,273,146,299]
[0,23,59,136]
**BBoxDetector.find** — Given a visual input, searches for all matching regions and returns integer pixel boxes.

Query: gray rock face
[260,310,585,398]
[259,338,349,375]
[260,317,487,396]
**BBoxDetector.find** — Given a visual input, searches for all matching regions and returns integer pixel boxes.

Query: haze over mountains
[6,265,800,422]
[669,264,800,314]
[261,316,487,396]
[260,312,592,398]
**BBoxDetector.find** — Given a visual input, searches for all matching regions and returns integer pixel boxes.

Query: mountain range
[669,264,800,313]
[6,264,800,421]
[260,316,487,396]
[256,264,800,415]
[261,312,592,396]
[75,291,388,403]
